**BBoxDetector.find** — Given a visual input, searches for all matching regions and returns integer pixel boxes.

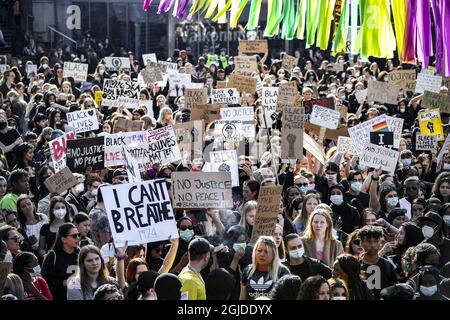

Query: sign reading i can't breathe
[102,179,179,247]
[66,109,99,133]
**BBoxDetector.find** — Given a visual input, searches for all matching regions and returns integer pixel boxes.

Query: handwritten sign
[66,110,99,134]
[348,115,389,155]
[359,143,399,174]
[337,136,356,155]
[367,81,400,105]
[416,72,443,94]
[49,132,75,172]
[44,166,78,195]
[209,150,239,187]
[171,172,232,209]
[276,84,298,113]
[142,53,157,65]
[173,121,204,156]
[282,106,304,159]
[422,91,450,113]
[102,180,178,247]
[251,186,283,244]
[146,126,182,165]
[104,131,150,167]
[416,135,437,151]
[191,104,222,123]
[218,106,255,140]
[63,62,88,82]
[238,40,268,54]
[228,74,257,94]
[211,88,239,104]
[168,73,192,97]
[262,87,278,129]
[141,63,164,83]
[281,54,299,73]
[102,79,140,108]
[418,109,443,139]
[234,56,258,74]
[303,133,326,164]
[303,98,334,122]
[26,64,37,78]
[122,145,141,183]
[66,136,105,173]
[388,69,416,92]
[105,57,130,71]
[310,105,340,129]
[185,88,209,108]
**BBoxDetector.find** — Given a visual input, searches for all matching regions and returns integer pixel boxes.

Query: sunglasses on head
[67,233,81,239]
[180,225,193,231]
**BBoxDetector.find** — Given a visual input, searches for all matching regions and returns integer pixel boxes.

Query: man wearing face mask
[399,177,420,220]
[399,150,414,168]
[65,173,88,216]
[283,233,332,281]
[344,170,370,214]
[315,162,340,204]
[419,212,450,268]
[329,184,360,242]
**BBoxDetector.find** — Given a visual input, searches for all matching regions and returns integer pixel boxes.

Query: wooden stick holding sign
[251,186,283,244]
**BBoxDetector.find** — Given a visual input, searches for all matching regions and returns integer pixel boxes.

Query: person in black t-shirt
[418,211,450,268]
[344,170,370,214]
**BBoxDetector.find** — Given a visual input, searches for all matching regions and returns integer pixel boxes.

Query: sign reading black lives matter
[102,179,179,247]
[102,79,140,109]
[66,136,105,173]
[66,109,99,133]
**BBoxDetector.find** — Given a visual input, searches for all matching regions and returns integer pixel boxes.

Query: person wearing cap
[419,211,450,268]
[329,184,360,243]
[178,237,212,300]
[315,162,340,205]
[387,208,407,229]
[112,168,128,185]
[65,173,87,216]
[380,283,415,300]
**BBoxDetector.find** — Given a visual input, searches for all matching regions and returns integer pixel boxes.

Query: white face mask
[233,242,246,252]
[387,197,399,207]
[443,215,450,226]
[289,247,304,260]
[53,208,67,220]
[422,226,435,239]
[420,285,437,297]
[443,163,450,171]
[351,182,362,192]
[30,265,41,277]
[331,296,346,300]
[75,183,85,194]
[401,158,412,166]
[330,195,344,206]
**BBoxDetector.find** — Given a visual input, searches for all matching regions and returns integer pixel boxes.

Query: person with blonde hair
[301,209,344,267]
[239,236,290,300]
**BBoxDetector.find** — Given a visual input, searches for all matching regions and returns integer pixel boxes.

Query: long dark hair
[12,251,36,278]
[52,222,78,252]
[297,275,329,300]
[48,196,72,224]
[337,254,370,300]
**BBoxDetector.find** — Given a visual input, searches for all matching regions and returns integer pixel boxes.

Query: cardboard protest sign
[359,143,399,174]
[276,84,298,112]
[63,62,88,82]
[329,63,344,72]
[158,61,178,74]
[66,136,105,173]
[310,105,340,129]
[234,56,258,74]
[282,106,304,159]
[49,132,75,172]
[228,74,257,94]
[262,87,278,129]
[173,121,204,156]
[44,166,78,195]
[218,107,255,139]
[94,91,103,106]
[416,134,437,151]
[102,79,140,109]
[355,89,368,104]
[422,91,450,113]
[370,132,394,148]
[168,73,192,97]
[113,118,144,133]
[142,53,157,65]
[104,131,149,167]
[191,104,222,123]
[303,98,334,122]
[281,54,299,73]
[66,109,99,133]
[216,81,228,89]
[251,186,283,243]
[367,81,400,105]
[26,64,37,78]
[337,136,356,155]
[122,145,141,183]
[419,109,443,139]
[141,63,163,83]
[388,69,416,92]
[146,126,182,165]
[209,150,239,187]
[238,40,268,54]
[416,72,443,94]
[185,88,209,108]
[211,88,239,104]
[303,132,326,164]
[102,179,178,247]
[171,172,232,209]
[105,57,131,71]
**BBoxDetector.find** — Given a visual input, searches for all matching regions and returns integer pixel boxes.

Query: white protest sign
[309,105,340,129]
[158,61,178,74]
[209,150,239,187]
[104,131,149,167]
[122,145,142,183]
[415,72,443,94]
[142,53,157,65]
[102,79,140,109]
[66,110,99,133]
[211,88,239,104]
[63,62,88,82]
[359,143,399,174]
[385,116,404,149]
[437,135,450,165]
[220,107,255,139]
[303,133,326,164]
[146,126,182,165]
[415,135,437,151]
[168,73,192,97]
[355,89,368,104]
[367,81,400,105]
[337,136,356,155]
[26,64,37,78]
[49,132,75,172]
[348,115,388,155]
[262,87,278,129]
[105,57,131,71]
[102,179,179,247]
[139,100,154,118]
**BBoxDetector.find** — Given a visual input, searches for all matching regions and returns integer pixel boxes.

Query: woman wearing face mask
[391,222,423,276]
[376,186,401,221]
[394,99,415,130]
[169,217,196,274]
[414,266,443,300]
[12,251,53,300]
[329,184,360,241]
[38,197,72,258]
[418,212,450,268]
[303,70,318,89]
[81,176,102,214]
[293,193,321,236]
[65,174,88,216]
[328,278,349,300]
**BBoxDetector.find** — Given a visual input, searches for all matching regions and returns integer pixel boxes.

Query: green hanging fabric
[190,0,207,15]
[281,0,296,40]
[231,0,249,28]
[316,0,336,49]
[212,0,233,21]
[205,0,220,18]
[248,0,263,31]
[332,0,349,54]
[296,0,307,39]
[264,0,283,37]
[306,0,320,47]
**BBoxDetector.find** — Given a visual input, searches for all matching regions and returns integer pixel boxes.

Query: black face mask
[0,122,7,130]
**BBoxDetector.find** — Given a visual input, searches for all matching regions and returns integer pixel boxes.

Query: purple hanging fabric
[143,0,153,11]
[416,0,433,68]
[441,0,450,76]
[175,0,189,19]
[431,0,442,74]
[158,0,173,14]
[402,0,417,63]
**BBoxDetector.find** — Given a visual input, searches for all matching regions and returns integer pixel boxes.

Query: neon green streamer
[264,0,283,37]
[211,0,233,21]
[202,0,214,14]
[248,0,263,31]
[281,0,296,40]
[190,0,207,15]
[205,0,220,18]
[231,0,249,28]
[295,0,307,39]
[332,0,349,54]
[316,0,336,49]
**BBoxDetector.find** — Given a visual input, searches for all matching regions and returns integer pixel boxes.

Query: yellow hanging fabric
[391,0,407,60]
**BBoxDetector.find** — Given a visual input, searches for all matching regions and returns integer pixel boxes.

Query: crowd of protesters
[1,32,450,301]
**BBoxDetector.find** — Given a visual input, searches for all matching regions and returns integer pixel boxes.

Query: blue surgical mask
[179,229,194,242]
[351,182,362,192]
[330,195,344,205]
[420,285,437,297]
[387,197,399,207]
[233,242,246,252]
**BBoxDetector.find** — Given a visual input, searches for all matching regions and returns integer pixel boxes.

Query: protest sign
[385,116,404,149]
[262,87,278,128]
[94,91,103,106]
[209,150,239,187]
[185,88,209,108]
[437,135,450,164]
[66,136,105,173]
[348,115,389,155]
[26,64,37,78]
[329,63,344,72]
[421,91,450,113]
[139,100,154,118]
[142,53,157,65]
[388,69,416,92]
[141,63,164,83]
[146,126,182,165]
[281,106,304,159]
[105,57,130,71]
[355,89,368,104]
[171,172,232,209]
[416,135,437,151]
[49,131,75,172]
[211,88,239,104]
[310,105,340,129]
[102,179,178,247]
[281,54,299,73]
[370,132,394,148]
[63,62,88,82]
[168,73,192,97]
[104,131,149,167]
[337,136,356,155]
[367,80,400,104]
[102,79,140,109]
[218,107,255,139]
[234,56,258,74]
[191,104,222,123]
[276,84,298,113]
[122,145,141,183]
[44,166,78,195]
[0,65,6,74]
[66,109,99,134]
[416,72,443,94]
[228,74,257,94]
[418,109,443,139]
[238,40,268,54]
[158,61,178,74]
[251,186,283,243]
[113,118,144,133]
[173,121,204,156]
[303,132,326,164]
[216,81,228,89]
[359,143,399,174]
[303,98,334,122]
